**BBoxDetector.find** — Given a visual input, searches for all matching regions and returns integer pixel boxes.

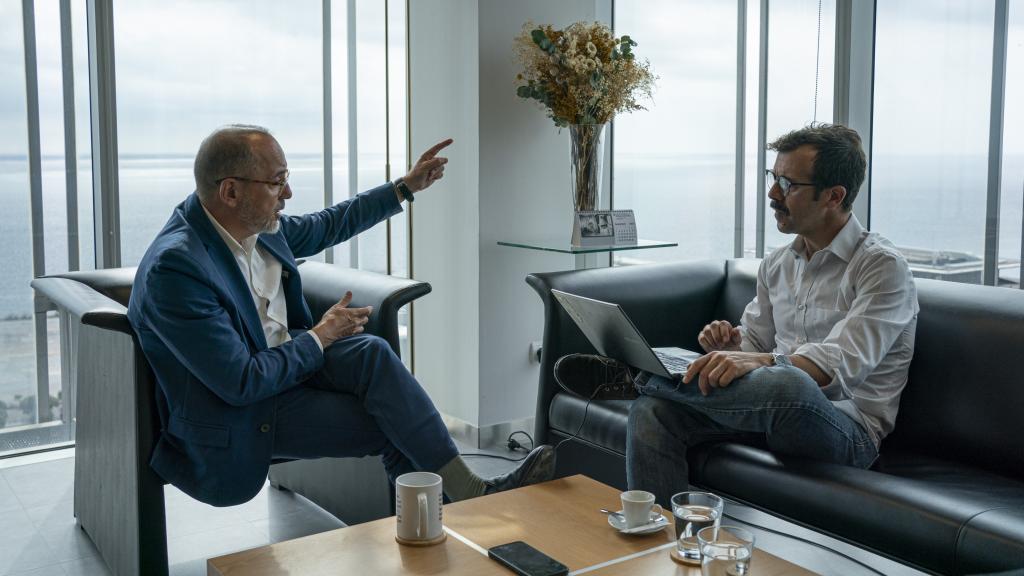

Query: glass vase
[569,123,606,212]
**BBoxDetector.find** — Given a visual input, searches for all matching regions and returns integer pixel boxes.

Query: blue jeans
[626,365,877,507]
[270,334,459,485]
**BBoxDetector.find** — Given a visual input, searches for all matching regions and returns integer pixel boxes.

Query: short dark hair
[767,123,866,211]
[193,124,272,201]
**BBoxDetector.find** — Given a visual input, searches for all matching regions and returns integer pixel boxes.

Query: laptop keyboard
[655,351,690,375]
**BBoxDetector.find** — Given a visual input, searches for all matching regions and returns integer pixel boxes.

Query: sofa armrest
[297,261,431,355]
[526,260,728,443]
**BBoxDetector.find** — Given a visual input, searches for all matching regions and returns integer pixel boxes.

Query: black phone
[488,541,568,576]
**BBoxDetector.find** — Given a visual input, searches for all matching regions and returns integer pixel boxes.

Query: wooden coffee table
[208,475,815,575]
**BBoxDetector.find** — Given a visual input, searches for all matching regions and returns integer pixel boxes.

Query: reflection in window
[872,0,995,284]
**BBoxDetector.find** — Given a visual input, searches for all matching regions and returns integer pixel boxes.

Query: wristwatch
[771,352,792,367]
[394,178,415,203]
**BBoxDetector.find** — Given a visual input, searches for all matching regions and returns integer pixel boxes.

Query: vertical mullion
[385,0,392,276]
[735,0,747,259]
[983,0,1008,286]
[87,0,120,269]
[405,0,414,372]
[347,0,359,269]
[22,0,50,424]
[60,0,79,272]
[323,0,334,264]
[755,0,769,258]
[607,0,614,268]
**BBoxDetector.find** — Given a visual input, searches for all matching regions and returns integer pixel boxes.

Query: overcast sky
[0,0,1021,159]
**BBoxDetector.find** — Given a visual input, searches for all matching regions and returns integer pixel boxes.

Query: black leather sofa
[527,259,1024,576]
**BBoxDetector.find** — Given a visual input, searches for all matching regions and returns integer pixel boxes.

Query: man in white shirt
[555,124,918,506]
[128,125,554,507]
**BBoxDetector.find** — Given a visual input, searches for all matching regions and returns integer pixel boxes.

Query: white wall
[411,0,610,435]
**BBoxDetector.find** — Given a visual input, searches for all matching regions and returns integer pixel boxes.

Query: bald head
[194,124,274,202]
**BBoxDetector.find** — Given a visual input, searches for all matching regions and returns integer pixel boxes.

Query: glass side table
[497,238,678,269]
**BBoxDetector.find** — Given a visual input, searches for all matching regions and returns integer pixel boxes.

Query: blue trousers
[270,334,459,484]
[626,365,877,507]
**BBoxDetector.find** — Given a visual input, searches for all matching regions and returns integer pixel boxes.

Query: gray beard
[238,198,281,235]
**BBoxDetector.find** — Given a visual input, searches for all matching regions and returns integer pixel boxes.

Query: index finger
[682,353,709,383]
[418,138,454,162]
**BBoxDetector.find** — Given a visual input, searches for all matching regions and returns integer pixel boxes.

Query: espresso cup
[395,472,443,543]
[620,490,663,528]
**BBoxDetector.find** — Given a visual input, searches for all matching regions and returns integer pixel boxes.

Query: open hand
[402,138,453,194]
[682,351,771,396]
[697,320,743,352]
[312,291,373,347]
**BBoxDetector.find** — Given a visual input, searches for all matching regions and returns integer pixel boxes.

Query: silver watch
[771,352,792,367]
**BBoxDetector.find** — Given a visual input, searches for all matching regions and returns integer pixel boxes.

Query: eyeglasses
[765,169,814,197]
[216,170,290,192]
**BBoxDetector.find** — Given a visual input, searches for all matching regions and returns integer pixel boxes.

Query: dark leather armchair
[31,261,430,576]
[527,259,1024,576]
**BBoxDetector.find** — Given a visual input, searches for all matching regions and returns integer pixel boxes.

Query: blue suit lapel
[257,233,314,329]
[182,193,269,350]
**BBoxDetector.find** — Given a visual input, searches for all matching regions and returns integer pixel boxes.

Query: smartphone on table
[487,540,568,576]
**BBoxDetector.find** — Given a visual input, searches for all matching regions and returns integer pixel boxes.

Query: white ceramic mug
[395,472,443,543]
[621,490,663,528]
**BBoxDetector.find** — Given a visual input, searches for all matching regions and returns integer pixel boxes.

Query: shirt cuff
[307,329,324,353]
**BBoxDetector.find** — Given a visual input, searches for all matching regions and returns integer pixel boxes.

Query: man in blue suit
[128,125,553,507]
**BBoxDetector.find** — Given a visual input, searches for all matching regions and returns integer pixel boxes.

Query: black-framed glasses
[765,169,814,197]
[216,170,290,191]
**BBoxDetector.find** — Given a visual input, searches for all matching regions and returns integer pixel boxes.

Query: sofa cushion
[550,388,1024,574]
[549,394,630,453]
[885,279,1024,480]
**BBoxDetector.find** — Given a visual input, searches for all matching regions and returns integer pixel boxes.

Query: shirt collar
[788,214,864,262]
[201,203,258,255]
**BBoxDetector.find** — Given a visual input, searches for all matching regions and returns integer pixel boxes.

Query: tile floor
[0,443,519,576]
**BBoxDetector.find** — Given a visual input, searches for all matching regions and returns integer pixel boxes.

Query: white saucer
[607,511,670,535]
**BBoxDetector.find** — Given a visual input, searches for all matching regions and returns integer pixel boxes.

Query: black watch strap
[395,179,414,203]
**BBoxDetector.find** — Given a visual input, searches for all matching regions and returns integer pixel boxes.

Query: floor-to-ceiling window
[612,0,1021,289]
[999,1,1023,287]
[613,0,836,263]
[1,0,408,456]
[872,0,997,284]
[612,0,739,265]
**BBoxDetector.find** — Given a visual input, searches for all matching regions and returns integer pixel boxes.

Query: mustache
[770,201,788,214]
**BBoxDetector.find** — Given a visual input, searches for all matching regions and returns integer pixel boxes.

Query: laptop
[550,289,701,379]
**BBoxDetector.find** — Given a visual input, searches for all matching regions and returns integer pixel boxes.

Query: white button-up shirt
[203,206,323,351]
[738,215,919,447]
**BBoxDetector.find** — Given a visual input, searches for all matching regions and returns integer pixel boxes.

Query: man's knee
[628,396,677,445]
[746,365,821,400]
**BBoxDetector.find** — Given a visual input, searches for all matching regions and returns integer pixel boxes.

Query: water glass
[698,525,755,576]
[671,492,723,562]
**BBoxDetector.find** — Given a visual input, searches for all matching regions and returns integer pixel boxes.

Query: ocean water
[0,153,1021,410]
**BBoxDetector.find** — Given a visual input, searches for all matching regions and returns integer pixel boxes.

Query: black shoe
[484,445,556,494]
[553,353,640,400]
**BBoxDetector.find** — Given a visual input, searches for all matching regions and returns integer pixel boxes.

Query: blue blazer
[127,185,401,506]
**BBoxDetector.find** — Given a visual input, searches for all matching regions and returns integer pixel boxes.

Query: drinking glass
[698,525,755,576]
[671,492,724,562]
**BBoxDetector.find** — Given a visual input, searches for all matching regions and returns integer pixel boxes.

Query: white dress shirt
[738,215,919,447]
[203,206,323,351]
